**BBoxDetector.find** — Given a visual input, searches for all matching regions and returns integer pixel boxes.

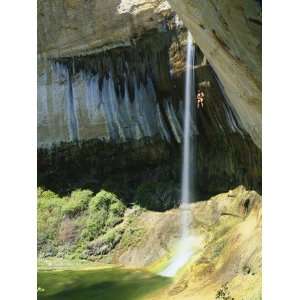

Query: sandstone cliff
[167,0,262,148]
[38,0,171,57]
[37,0,261,199]
[38,0,262,148]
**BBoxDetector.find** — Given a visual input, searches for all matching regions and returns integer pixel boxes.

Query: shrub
[103,228,124,248]
[37,187,127,258]
[38,242,58,258]
[86,228,123,256]
[81,210,107,241]
[38,188,58,200]
[56,244,75,258]
[89,190,122,211]
[106,201,126,227]
[37,187,44,198]
[37,188,63,211]
[120,226,145,248]
[106,214,123,228]
[110,201,126,217]
[37,188,64,246]
[62,189,93,217]
[81,190,125,241]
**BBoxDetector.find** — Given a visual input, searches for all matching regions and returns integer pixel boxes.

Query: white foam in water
[159,235,198,277]
[159,32,196,277]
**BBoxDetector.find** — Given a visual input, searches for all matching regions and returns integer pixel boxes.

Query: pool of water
[37,266,171,300]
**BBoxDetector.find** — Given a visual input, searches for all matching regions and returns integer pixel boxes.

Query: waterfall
[181,30,195,236]
[159,32,196,277]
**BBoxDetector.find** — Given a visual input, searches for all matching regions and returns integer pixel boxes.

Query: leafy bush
[103,228,124,249]
[89,190,123,211]
[120,226,145,248]
[87,228,123,256]
[56,244,76,258]
[38,242,58,258]
[37,188,62,211]
[37,188,58,200]
[106,214,123,228]
[81,190,126,241]
[37,187,126,259]
[106,201,126,227]
[37,189,64,250]
[37,187,45,198]
[62,189,93,217]
[81,210,107,241]
[110,201,126,217]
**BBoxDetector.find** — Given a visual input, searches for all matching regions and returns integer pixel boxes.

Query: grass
[37,266,171,300]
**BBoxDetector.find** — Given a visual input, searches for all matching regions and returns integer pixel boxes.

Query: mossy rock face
[38,137,178,205]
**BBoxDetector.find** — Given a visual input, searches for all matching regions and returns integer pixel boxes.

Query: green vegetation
[37,287,45,294]
[211,239,226,259]
[38,188,126,260]
[37,137,176,204]
[37,267,171,300]
[62,190,93,217]
[81,190,125,241]
[37,189,64,257]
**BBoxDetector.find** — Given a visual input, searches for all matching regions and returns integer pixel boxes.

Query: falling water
[181,30,195,235]
[159,32,196,277]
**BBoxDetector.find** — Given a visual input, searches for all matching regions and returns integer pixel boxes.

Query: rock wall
[38,28,196,147]
[167,0,262,148]
[37,0,261,200]
[38,0,171,57]
[38,0,262,148]
[37,34,261,200]
[145,186,262,300]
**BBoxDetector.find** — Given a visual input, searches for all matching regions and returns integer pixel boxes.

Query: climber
[196,90,205,108]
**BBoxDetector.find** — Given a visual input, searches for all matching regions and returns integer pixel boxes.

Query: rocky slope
[167,0,262,148]
[148,185,262,300]
[115,185,262,300]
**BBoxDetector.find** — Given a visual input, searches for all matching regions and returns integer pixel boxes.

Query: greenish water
[37,267,171,300]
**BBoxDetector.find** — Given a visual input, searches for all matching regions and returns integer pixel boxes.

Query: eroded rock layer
[38,0,171,57]
[38,28,191,146]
